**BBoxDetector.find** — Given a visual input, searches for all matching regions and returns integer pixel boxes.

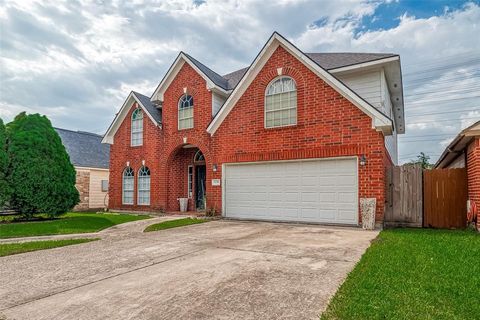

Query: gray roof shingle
[180,51,397,91]
[183,53,230,90]
[306,52,397,70]
[132,91,162,123]
[221,52,397,89]
[55,128,110,169]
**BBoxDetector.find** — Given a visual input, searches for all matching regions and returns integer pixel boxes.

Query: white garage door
[223,158,358,225]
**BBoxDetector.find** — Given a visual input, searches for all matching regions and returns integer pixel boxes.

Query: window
[188,166,193,198]
[265,76,297,128]
[101,180,108,192]
[137,166,151,205]
[178,95,194,130]
[131,108,143,146]
[122,167,134,205]
[194,150,205,162]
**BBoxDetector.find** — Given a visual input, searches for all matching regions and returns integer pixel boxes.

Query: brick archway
[165,141,211,212]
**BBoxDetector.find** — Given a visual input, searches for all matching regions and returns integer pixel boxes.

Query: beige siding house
[56,128,110,211]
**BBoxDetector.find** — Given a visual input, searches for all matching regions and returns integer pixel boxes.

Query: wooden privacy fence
[384,164,423,227]
[385,166,468,229]
[423,168,468,229]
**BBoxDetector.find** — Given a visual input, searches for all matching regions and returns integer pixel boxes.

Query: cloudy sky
[0,0,479,164]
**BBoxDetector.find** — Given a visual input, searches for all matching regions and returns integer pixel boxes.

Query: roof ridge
[181,51,228,90]
[305,52,397,55]
[183,52,222,76]
[222,66,249,77]
[54,127,103,137]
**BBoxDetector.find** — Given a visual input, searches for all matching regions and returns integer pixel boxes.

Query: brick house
[435,120,480,229]
[102,32,404,226]
[56,128,110,211]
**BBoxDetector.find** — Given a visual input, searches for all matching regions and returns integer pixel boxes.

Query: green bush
[0,118,9,207]
[6,112,79,218]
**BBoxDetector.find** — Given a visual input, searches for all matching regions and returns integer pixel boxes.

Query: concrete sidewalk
[0,215,190,244]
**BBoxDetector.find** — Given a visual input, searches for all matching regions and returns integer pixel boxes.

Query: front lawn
[0,238,98,257]
[322,228,480,320]
[0,212,150,239]
[144,218,207,232]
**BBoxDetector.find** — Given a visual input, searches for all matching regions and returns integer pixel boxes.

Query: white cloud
[0,0,479,162]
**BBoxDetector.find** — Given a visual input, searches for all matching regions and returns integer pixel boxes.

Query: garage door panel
[224,158,358,225]
[337,175,356,186]
[318,176,337,186]
[338,192,356,203]
[317,209,336,220]
[319,192,336,202]
[337,210,357,221]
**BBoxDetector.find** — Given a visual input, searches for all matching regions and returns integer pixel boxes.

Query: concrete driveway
[0,219,378,320]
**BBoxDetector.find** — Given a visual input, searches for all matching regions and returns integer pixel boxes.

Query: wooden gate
[384,164,423,227]
[423,168,468,229]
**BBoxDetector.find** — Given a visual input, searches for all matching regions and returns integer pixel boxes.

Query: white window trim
[101,180,109,192]
[137,166,150,206]
[187,165,193,198]
[122,167,134,205]
[131,108,143,147]
[178,95,194,130]
[264,76,297,129]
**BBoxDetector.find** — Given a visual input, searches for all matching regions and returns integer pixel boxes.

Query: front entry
[195,165,206,210]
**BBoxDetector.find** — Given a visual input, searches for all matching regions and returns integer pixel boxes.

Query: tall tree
[409,152,433,169]
[6,112,79,218]
[0,118,9,208]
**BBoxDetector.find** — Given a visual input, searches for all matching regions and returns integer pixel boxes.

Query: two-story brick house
[102,32,404,226]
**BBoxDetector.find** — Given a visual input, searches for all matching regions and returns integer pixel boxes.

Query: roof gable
[151,52,230,102]
[102,91,161,144]
[207,32,393,135]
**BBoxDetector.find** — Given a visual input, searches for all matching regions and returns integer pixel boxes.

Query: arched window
[194,150,205,162]
[265,77,297,128]
[122,167,134,205]
[137,166,151,205]
[178,94,194,130]
[131,108,143,146]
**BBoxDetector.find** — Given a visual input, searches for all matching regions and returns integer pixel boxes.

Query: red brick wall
[466,138,480,229]
[108,46,392,222]
[160,62,213,211]
[211,46,389,221]
[109,102,163,212]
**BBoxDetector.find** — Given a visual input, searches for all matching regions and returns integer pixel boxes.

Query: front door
[195,165,206,210]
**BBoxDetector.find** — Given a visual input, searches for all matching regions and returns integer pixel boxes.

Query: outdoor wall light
[126,161,130,167]
[212,164,218,172]
[359,155,367,166]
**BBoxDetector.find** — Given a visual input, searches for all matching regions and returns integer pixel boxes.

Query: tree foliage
[409,152,434,169]
[0,118,9,208]
[6,112,79,218]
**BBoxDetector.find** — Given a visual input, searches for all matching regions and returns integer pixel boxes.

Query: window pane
[265,77,297,128]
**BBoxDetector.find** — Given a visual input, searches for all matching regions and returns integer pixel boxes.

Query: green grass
[0,238,99,257]
[0,212,150,239]
[321,228,480,320]
[144,218,207,232]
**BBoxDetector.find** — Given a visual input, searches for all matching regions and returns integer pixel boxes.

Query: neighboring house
[56,128,110,211]
[435,120,480,223]
[102,32,404,226]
